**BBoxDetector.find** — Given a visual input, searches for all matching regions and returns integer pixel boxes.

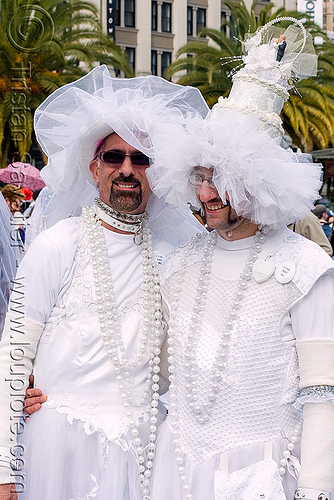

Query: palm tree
[0,0,133,167]
[166,1,334,152]
[283,41,334,151]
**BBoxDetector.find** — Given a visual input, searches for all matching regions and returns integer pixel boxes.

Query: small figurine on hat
[274,34,287,62]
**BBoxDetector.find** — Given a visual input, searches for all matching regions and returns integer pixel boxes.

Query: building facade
[91,0,297,77]
[324,0,334,32]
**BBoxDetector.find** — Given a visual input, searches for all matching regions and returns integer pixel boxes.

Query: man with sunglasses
[0,66,207,500]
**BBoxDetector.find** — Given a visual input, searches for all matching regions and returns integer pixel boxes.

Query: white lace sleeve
[295,385,334,410]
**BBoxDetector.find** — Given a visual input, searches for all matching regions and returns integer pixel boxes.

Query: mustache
[205,198,230,207]
[112,173,141,186]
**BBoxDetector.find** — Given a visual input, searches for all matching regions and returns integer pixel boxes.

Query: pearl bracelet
[294,488,331,500]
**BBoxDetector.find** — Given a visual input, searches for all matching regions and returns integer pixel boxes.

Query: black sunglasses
[96,150,150,167]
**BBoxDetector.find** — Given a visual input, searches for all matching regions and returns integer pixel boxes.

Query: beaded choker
[94,197,148,244]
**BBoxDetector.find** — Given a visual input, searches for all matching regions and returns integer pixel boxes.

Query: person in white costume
[147,19,334,500]
[0,66,208,500]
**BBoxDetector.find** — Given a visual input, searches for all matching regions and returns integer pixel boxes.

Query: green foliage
[0,0,133,167]
[166,0,334,152]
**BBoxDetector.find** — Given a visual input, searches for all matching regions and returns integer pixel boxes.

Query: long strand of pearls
[167,226,269,500]
[186,226,269,423]
[82,205,163,499]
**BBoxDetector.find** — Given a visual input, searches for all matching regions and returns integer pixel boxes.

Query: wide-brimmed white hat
[35,65,209,242]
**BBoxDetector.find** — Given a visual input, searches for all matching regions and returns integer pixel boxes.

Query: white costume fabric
[24,186,53,247]
[151,227,334,500]
[0,213,176,499]
[0,194,21,338]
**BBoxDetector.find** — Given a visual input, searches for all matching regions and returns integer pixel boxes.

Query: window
[196,8,206,35]
[124,0,135,27]
[125,47,135,71]
[114,0,120,26]
[161,2,172,33]
[221,10,227,34]
[187,53,193,73]
[161,51,171,78]
[151,50,157,75]
[152,1,157,31]
[229,14,236,40]
[187,6,193,36]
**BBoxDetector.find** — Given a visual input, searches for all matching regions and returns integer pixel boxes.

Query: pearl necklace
[166,227,302,499]
[174,227,269,424]
[167,227,269,499]
[82,205,162,499]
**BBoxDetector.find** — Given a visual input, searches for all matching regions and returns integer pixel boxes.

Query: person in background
[1,185,25,216]
[0,194,20,340]
[312,204,333,240]
[19,187,33,213]
[1,185,26,254]
[289,210,333,256]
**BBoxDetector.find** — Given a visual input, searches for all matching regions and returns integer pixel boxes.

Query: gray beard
[109,188,142,213]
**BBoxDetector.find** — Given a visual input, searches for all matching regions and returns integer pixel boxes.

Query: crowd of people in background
[0,183,45,340]
[0,184,46,251]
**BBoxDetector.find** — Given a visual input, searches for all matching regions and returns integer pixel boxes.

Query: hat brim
[78,122,114,185]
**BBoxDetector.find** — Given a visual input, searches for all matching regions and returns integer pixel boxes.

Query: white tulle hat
[34,65,209,244]
[147,18,323,228]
